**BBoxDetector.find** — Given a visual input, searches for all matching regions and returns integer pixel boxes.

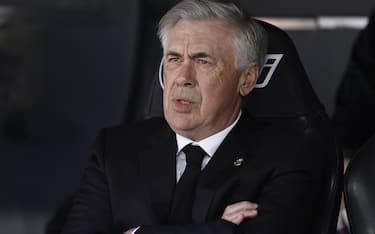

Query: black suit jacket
[62,111,329,234]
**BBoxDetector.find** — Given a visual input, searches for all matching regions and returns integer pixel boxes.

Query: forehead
[165,19,236,54]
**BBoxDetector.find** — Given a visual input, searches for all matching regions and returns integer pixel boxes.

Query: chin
[168,118,193,131]
[166,115,196,133]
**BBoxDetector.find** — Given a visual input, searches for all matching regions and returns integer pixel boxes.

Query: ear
[239,63,258,97]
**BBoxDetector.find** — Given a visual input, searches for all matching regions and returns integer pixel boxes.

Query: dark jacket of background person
[333,10,375,154]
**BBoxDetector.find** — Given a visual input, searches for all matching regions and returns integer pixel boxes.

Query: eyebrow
[165,51,181,57]
[189,52,212,60]
[165,51,214,60]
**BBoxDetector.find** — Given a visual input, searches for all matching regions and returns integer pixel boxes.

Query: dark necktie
[168,144,206,224]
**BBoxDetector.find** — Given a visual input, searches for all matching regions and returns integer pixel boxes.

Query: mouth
[176,99,193,105]
[172,97,195,112]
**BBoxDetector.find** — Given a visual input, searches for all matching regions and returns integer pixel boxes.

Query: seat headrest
[144,19,323,119]
[245,20,323,118]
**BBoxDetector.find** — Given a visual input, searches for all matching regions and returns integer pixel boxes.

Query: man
[62,0,327,233]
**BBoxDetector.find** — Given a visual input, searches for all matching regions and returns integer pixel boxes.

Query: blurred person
[62,1,331,234]
[333,9,375,156]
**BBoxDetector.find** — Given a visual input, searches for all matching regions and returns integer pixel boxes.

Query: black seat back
[344,133,375,234]
[245,20,321,118]
[256,20,343,234]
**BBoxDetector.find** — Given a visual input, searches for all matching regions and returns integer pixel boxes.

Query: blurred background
[0,0,373,233]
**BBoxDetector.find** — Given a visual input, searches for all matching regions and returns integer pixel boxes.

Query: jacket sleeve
[62,129,115,234]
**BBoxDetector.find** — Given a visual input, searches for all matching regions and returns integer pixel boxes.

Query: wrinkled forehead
[164,19,236,54]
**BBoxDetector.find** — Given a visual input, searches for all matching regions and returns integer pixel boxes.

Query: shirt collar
[176,111,242,157]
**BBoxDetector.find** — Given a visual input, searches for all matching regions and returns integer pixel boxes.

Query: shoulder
[92,117,171,153]
[238,110,326,161]
[237,111,305,148]
[105,117,169,139]
[251,120,305,151]
[252,119,332,170]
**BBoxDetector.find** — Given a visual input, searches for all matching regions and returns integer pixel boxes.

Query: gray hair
[157,0,268,71]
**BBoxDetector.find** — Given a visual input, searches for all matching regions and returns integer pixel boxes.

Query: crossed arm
[124,201,259,234]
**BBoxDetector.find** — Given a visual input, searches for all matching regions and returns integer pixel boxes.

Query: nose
[175,61,196,87]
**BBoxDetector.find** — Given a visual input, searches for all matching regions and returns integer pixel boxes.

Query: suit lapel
[138,124,177,222]
[192,112,260,222]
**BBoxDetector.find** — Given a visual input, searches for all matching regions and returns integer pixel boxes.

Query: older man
[62,1,327,234]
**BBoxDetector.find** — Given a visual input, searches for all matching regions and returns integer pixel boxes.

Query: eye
[167,57,181,63]
[198,59,209,65]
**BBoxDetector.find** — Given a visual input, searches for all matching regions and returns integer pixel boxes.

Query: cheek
[163,70,171,86]
[163,72,174,94]
[163,86,172,107]
[204,67,239,92]
[162,77,172,103]
[200,73,240,108]
[208,61,236,85]
[208,67,225,85]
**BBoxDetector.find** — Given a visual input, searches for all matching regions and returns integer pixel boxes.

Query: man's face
[163,19,257,141]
